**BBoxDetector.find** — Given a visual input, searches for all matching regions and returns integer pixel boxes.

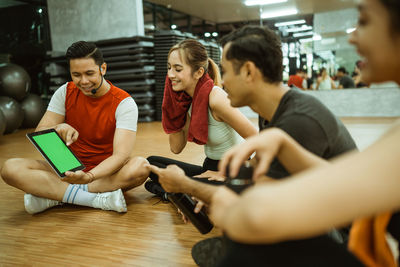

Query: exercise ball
[0,63,31,101]
[0,108,6,135]
[21,93,46,128]
[0,96,24,134]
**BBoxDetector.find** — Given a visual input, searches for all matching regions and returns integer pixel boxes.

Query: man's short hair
[337,67,347,74]
[220,25,283,83]
[65,41,104,66]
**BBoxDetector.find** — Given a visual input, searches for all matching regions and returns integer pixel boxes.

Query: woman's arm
[168,114,190,154]
[330,77,337,89]
[209,87,258,139]
[211,123,400,244]
[315,77,321,90]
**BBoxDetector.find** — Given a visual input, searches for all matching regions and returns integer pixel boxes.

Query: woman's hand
[194,170,226,182]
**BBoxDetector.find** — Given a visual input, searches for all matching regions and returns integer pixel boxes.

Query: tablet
[26,129,85,177]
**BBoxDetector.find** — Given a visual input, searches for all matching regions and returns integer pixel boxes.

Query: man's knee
[125,156,150,179]
[1,158,25,185]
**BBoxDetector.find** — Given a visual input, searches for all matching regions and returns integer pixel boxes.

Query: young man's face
[69,58,105,96]
[221,43,250,108]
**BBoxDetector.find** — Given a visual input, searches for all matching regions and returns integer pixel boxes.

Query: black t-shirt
[340,75,356,88]
[261,88,357,179]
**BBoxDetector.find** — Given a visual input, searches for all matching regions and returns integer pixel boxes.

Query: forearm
[36,119,64,132]
[180,178,219,205]
[222,124,400,243]
[169,114,190,153]
[169,131,187,154]
[36,124,55,131]
[88,154,129,180]
[277,130,328,173]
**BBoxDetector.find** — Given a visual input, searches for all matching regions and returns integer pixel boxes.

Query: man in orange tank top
[1,41,150,214]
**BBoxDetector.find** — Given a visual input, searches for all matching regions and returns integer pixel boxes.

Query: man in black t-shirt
[259,87,356,178]
[150,26,361,267]
[337,67,356,88]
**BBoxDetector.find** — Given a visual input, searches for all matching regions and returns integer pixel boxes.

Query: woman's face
[167,50,198,93]
[349,0,400,84]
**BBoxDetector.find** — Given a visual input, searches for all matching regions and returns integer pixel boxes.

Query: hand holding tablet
[27,129,85,177]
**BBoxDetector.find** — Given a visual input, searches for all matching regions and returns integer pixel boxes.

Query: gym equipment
[0,96,24,134]
[168,193,214,234]
[225,164,254,194]
[0,63,31,101]
[21,93,46,128]
[95,36,156,122]
[0,109,6,135]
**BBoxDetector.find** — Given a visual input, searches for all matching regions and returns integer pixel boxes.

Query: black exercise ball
[0,63,31,101]
[0,108,6,135]
[0,96,24,134]
[21,93,46,128]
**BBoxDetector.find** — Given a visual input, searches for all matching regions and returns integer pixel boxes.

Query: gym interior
[0,0,399,266]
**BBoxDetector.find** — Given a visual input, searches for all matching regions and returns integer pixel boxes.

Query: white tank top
[188,87,243,160]
[319,77,332,90]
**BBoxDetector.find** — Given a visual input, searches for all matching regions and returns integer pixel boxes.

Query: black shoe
[144,180,169,202]
[192,237,224,267]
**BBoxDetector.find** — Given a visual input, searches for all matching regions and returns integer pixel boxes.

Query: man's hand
[219,128,285,180]
[194,170,226,182]
[149,164,188,193]
[178,197,206,224]
[54,123,79,146]
[209,186,239,228]
[63,170,92,184]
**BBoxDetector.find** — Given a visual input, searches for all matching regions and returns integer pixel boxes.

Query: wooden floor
[0,118,397,266]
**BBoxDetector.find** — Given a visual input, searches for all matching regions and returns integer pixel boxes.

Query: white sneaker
[24,194,61,214]
[92,189,127,213]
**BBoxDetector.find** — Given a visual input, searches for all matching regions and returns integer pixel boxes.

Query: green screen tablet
[26,129,85,177]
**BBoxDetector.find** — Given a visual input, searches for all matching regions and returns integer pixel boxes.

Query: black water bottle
[167,192,214,234]
[225,164,254,194]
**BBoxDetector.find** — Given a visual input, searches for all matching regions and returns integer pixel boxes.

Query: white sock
[77,184,89,191]
[62,184,96,207]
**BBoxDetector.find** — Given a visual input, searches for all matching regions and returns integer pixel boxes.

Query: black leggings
[216,235,363,267]
[147,156,223,185]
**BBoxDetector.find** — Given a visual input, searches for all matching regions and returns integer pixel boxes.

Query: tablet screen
[27,129,85,177]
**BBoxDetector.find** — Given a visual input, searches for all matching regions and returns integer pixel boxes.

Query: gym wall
[47,0,145,52]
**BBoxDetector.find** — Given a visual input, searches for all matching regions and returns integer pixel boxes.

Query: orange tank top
[65,81,130,171]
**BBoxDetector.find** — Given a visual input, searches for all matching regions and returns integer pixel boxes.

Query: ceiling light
[275,19,305,27]
[245,0,287,6]
[286,25,313,32]
[171,24,177,30]
[261,7,298,19]
[204,32,211,37]
[292,31,313,37]
[212,32,218,37]
[346,27,356,34]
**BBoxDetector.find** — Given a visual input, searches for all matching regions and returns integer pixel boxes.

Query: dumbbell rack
[96,36,156,122]
[42,51,69,106]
